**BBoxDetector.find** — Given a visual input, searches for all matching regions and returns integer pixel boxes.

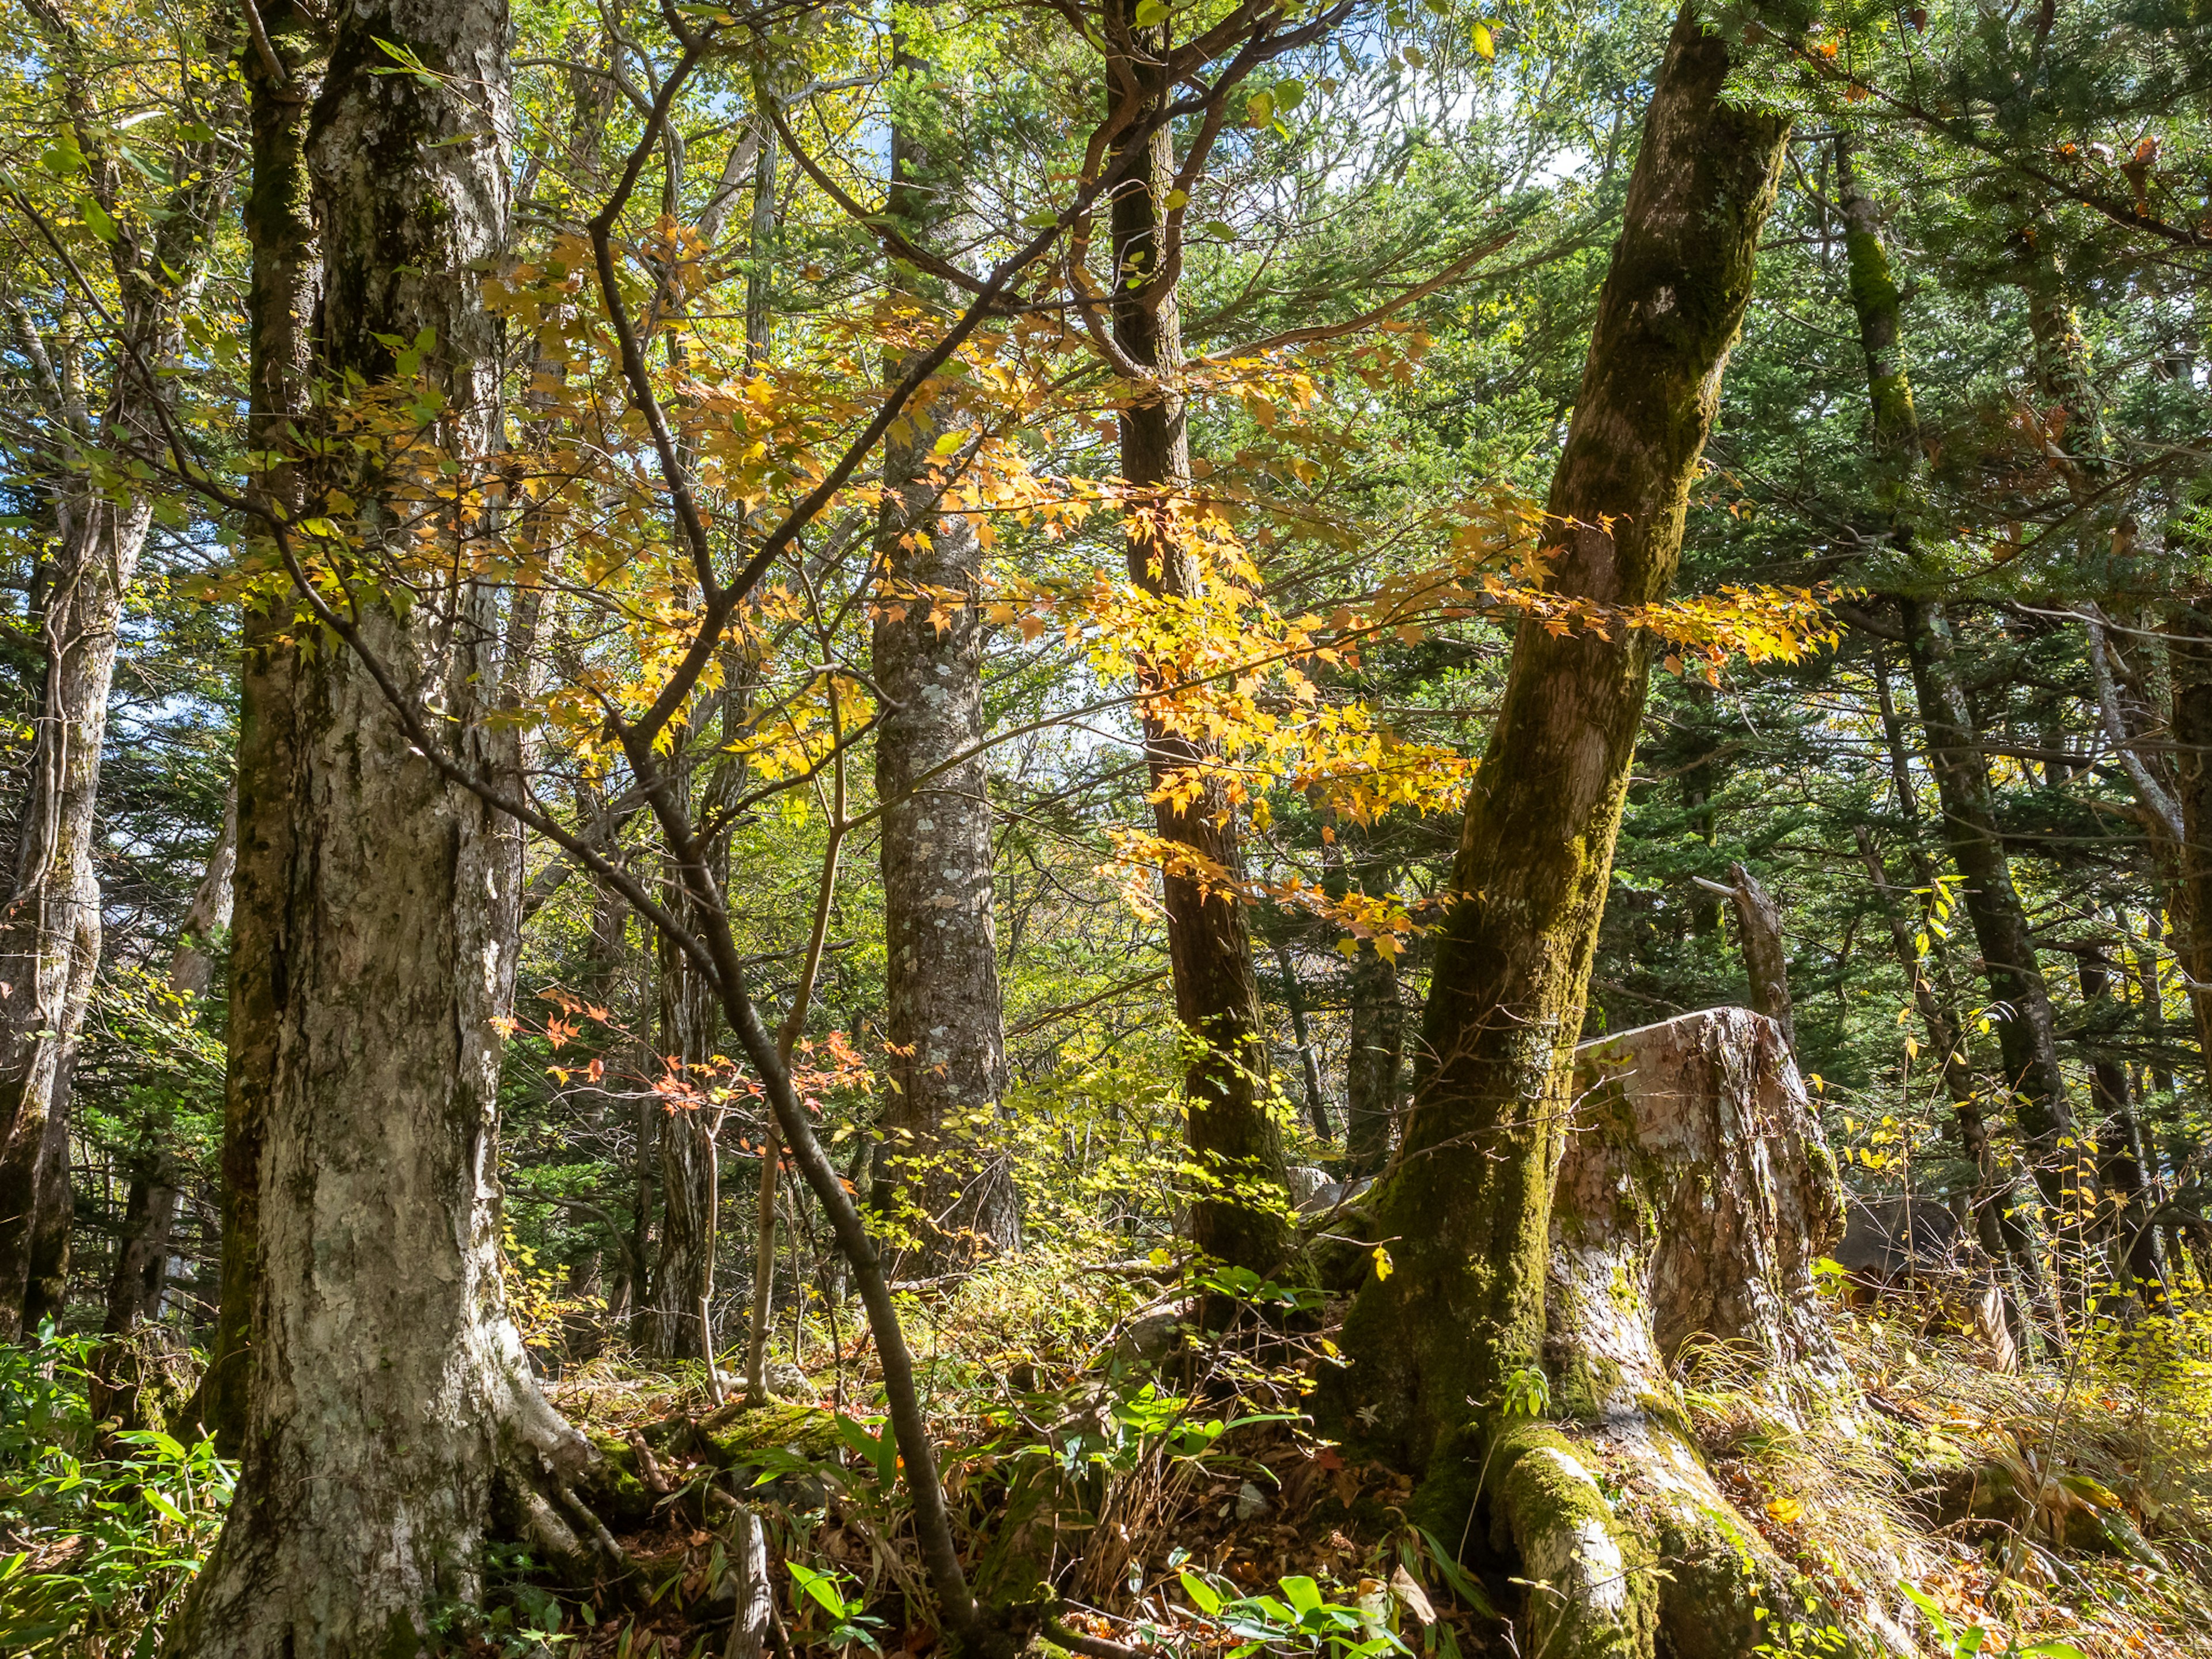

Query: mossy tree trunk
[1483,1010,1883,1659]
[1330,2,1787,1469]
[204,1,324,1451]
[1106,0,1289,1275]
[166,4,605,1651]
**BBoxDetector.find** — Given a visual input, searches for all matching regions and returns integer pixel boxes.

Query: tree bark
[167,5,601,1650]
[203,0,323,1453]
[1834,150,2055,1333]
[170,785,238,998]
[1330,3,1787,1473]
[1475,1009,1889,1659]
[1106,0,1289,1274]
[870,29,1018,1264]
[1695,862,1793,1049]
[647,871,724,1361]
[2171,602,2212,1078]
[1342,939,1402,1177]
[0,5,241,1339]
[1901,599,2084,1231]
[101,1154,181,1337]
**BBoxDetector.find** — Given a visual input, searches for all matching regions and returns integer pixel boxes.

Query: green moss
[699,1399,843,1463]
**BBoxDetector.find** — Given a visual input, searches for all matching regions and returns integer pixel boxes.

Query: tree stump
[1482,1009,1913,1659]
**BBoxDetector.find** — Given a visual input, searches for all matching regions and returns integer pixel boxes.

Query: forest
[4,0,2212,1653]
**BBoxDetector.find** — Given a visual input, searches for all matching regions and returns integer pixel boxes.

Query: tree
[871,17,1020,1265]
[0,0,240,1338]
[1101,0,1293,1276]
[1330,0,1790,1474]
[168,2,601,1647]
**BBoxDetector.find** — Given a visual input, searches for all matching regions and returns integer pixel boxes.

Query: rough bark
[169,785,238,998]
[166,5,601,1651]
[1468,1010,1879,1659]
[1329,3,1787,1470]
[0,5,241,1338]
[1107,1,1289,1274]
[870,37,1018,1262]
[203,0,323,1453]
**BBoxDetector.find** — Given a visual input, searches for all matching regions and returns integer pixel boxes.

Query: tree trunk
[0,9,241,1338]
[203,0,323,1453]
[1342,939,1402,1177]
[647,873,724,1361]
[1271,941,1332,1141]
[2169,603,2212,1081]
[170,785,238,998]
[1106,2,1289,1274]
[1696,862,1793,1048]
[1330,3,1787,1472]
[1901,599,2084,1236]
[101,1154,181,1336]
[870,31,1018,1265]
[1834,148,2055,1331]
[166,5,602,1650]
[2080,952,2167,1301]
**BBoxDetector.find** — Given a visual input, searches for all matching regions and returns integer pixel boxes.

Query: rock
[1286,1165,1334,1208]
[1285,1165,1376,1218]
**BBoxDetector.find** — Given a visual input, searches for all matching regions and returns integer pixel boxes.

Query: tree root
[1445,1410,1861,1659]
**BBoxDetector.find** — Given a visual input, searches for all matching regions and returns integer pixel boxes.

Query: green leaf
[1279,1576,1324,1616]
[1134,0,1169,20]
[1275,78,1306,110]
[142,1488,190,1526]
[2018,1646,2090,1659]
[1200,221,1237,242]
[1180,1570,1222,1616]
[79,197,118,244]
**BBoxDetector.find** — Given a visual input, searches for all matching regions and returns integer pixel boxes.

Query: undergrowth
[12,1260,2212,1657]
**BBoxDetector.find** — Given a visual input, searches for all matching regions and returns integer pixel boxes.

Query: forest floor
[512,1253,2212,1659]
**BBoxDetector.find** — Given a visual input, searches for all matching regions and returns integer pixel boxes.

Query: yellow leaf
[1765,1495,1804,1524]
[1371,1245,1393,1281]
[1472,21,1495,58]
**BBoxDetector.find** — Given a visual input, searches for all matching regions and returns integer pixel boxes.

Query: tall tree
[871,23,1019,1264]
[1331,1,1789,1469]
[0,2,241,1336]
[1104,0,1290,1275]
[202,0,324,1452]
[169,2,599,1647]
